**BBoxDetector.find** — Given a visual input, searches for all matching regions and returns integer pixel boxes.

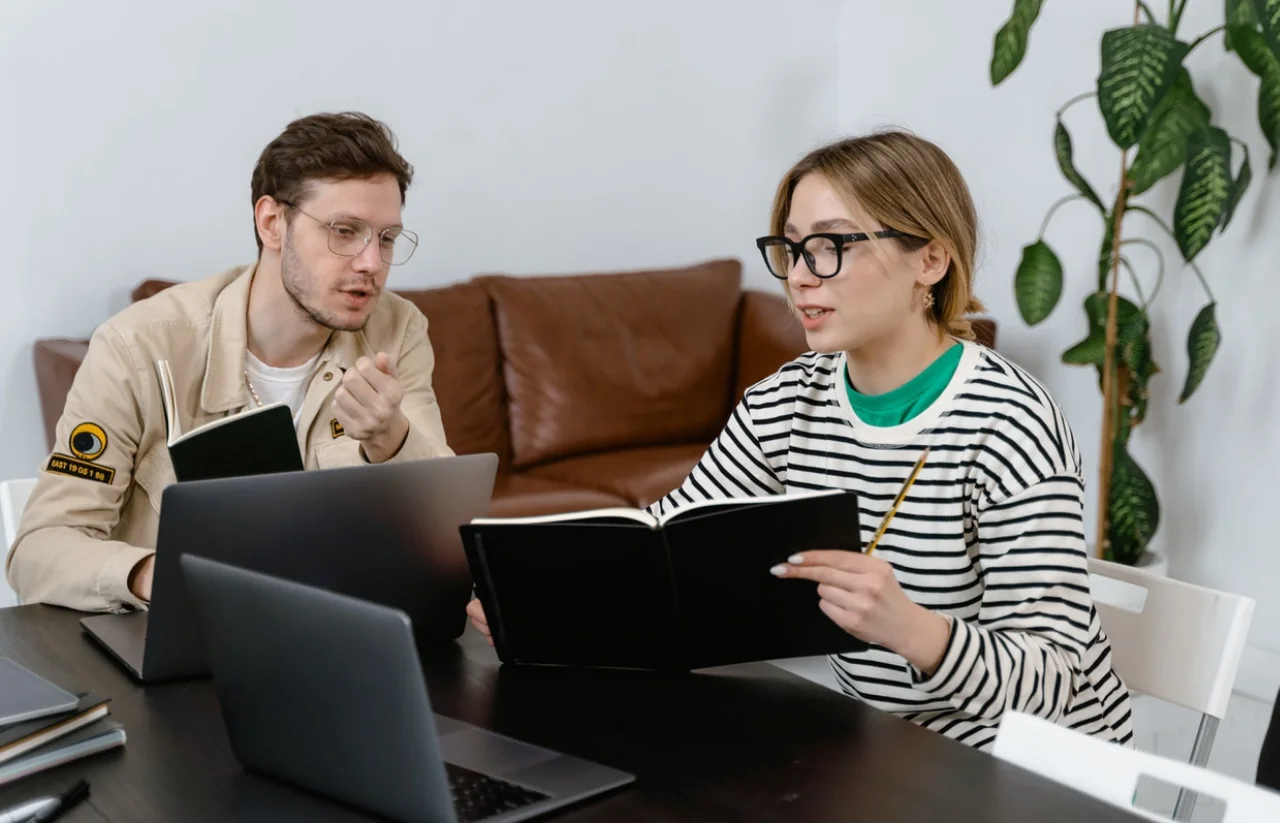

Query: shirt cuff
[97,546,154,612]
[385,422,453,463]
[910,614,972,695]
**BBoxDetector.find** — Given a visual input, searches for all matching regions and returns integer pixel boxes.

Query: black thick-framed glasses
[755,230,918,280]
[277,198,420,266]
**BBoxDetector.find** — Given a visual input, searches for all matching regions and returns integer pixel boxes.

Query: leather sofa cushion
[396,283,508,462]
[478,259,742,469]
[488,472,631,518]
[734,290,807,401]
[526,443,707,509]
[34,339,91,451]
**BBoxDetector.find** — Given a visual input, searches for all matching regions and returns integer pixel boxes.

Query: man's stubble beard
[280,238,369,333]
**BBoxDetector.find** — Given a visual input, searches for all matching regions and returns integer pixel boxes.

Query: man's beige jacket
[6,264,453,612]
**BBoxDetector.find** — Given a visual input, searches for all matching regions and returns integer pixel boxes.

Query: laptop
[80,453,498,683]
[179,553,635,823]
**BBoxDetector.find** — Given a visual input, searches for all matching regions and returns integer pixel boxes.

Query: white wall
[4,0,1275,661]
[837,0,1280,656]
[0,0,839,481]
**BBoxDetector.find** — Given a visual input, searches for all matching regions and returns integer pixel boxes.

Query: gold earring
[922,290,935,310]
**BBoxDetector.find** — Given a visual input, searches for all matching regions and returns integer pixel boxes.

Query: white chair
[1088,556,1256,821]
[994,710,1280,821]
[0,478,37,607]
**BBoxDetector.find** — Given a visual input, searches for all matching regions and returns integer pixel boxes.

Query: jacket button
[323,372,333,381]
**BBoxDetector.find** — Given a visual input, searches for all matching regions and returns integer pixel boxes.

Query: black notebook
[460,488,868,671]
[156,359,304,483]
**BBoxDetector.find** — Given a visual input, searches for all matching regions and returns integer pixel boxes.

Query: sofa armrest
[971,317,997,349]
[131,279,179,302]
[34,338,90,451]
[733,290,807,401]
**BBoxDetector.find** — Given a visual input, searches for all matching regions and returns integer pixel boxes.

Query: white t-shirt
[244,350,321,421]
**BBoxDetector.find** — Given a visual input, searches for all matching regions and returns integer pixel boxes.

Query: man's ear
[916,239,951,288]
[254,196,287,253]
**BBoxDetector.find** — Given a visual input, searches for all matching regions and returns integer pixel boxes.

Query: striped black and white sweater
[649,340,1134,750]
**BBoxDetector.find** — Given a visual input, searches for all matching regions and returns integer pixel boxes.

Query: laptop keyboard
[446,761,550,822]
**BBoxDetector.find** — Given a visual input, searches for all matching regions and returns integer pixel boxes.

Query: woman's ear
[916,239,951,288]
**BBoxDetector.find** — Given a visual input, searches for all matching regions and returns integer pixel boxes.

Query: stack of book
[0,658,125,786]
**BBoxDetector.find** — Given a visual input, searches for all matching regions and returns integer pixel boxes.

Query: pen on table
[0,796,55,823]
[865,447,930,556]
[27,780,89,823]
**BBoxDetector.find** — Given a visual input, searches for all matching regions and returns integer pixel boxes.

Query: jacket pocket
[314,438,362,470]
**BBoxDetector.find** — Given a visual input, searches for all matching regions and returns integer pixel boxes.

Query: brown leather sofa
[33,258,995,518]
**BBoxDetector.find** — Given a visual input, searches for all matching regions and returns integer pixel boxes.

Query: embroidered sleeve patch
[330,419,345,439]
[46,453,115,484]
[69,422,108,460]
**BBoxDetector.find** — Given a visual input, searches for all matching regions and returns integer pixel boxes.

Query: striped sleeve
[909,474,1093,722]
[648,399,784,519]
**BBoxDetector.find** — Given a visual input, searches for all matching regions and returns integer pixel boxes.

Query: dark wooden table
[0,604,1142,822]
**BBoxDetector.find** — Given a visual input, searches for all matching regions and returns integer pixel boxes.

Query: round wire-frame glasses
[278,198,419,266]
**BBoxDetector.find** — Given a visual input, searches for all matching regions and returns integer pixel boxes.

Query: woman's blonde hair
[770,129,986,340]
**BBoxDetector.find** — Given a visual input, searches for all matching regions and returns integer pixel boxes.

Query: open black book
[156,359,304,483]
[460,488,868,671]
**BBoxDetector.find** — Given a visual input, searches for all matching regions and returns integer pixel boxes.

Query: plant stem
[1170,0,1188,34]
[1099,1,1142,560]
[1119,256,1147,305]
[1098,184,1130,558]
[1127,205,1216,301]
[1138,1,1157,24]
[1056,92,1098,119]
[1187,25,1227,56]
[1119,239,1165,305]
[1038,194,1088,237]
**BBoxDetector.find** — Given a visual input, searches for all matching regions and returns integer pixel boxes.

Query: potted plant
[988,0,1276,567]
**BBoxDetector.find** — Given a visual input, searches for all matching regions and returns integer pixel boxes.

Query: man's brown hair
[249,111,414,253]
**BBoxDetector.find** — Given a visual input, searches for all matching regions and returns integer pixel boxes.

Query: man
[6,112,453,612]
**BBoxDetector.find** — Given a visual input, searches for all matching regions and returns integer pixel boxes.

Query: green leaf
[1062,291,1141,367]
[1230,25,1280,168]
[1014,240,1064,325]
[1127,69,1210,195]
[1222,143,1253,230]
[1228,0,1260,52]
[991,0,1046,85]
[1117,311,1159,427]
[1097,25,1191,150]
[1249,0,1280,53]
[1063,293,1108,367]
[1105,441,1160,566]
[1173,126,1232,261]
[1179,302,1221,402]
[1054,121,1104,211]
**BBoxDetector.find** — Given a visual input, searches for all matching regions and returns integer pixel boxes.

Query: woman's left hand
[772,550,952,674]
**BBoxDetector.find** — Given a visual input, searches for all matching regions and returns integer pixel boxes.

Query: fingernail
[770,564,788,577]
[788,554,804,564]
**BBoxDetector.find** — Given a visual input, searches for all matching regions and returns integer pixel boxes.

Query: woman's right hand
[466,598,492,645]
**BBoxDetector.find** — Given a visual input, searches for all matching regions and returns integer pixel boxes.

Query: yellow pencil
[866,447,930,555]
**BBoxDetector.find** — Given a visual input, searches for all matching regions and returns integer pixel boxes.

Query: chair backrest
[1088,557,1254,719]
[994,710,1280,821]
[1,478,36,552]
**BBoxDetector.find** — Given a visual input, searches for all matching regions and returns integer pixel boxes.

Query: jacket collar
[200,261,371,413]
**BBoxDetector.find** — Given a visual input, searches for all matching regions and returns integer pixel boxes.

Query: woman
[469,130,1133,751]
